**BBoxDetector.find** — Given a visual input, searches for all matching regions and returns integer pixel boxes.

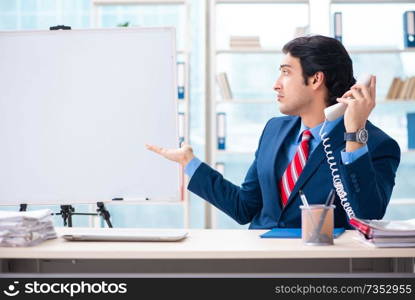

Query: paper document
[0,209,57,247]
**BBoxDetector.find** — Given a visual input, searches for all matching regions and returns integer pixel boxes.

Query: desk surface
[0,228,414,260]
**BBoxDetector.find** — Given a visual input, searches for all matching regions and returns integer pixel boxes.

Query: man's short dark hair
[282,35,356,107]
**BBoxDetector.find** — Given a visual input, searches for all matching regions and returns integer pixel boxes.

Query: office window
[0,0,91,30]
[98,5,186,50]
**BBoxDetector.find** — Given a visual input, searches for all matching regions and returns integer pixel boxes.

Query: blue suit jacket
[188,116,401,229]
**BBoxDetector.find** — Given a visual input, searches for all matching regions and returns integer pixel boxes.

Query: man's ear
[309,72,325,89]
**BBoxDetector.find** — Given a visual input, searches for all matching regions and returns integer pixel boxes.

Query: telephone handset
[324,74,372,121]
[319,74,372,221]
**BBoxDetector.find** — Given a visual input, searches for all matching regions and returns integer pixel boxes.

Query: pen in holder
[299,190,317,230]
[300,189,336,246]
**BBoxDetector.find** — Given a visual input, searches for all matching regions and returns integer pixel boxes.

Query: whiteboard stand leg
[96,202,113,228]
[59,205,74,227]
[19,204,27,212]
[55,204,112,228]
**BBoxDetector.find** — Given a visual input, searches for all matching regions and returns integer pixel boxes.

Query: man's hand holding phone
[336,75,376,133]
[336,75,376,152]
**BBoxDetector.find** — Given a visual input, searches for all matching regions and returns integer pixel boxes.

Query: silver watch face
[357,129,368,143]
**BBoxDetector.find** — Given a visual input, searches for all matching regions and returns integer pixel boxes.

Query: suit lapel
[270,117,300,209]
[285,119,346,207]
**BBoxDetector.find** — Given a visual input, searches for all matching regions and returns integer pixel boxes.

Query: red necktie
[279,130,312,206]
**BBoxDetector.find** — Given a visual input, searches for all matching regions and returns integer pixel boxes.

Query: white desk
[1,228,414,275]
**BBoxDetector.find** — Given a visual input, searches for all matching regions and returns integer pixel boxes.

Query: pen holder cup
[300,205,335,246]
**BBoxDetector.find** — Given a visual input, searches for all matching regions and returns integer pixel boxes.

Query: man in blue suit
[147,35,400,229]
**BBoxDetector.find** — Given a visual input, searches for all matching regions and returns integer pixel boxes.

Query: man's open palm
[145,143,195,167]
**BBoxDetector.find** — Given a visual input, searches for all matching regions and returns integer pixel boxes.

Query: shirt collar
[297,116,343,143]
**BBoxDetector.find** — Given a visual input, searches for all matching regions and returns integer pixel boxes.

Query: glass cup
[300,204,335,246]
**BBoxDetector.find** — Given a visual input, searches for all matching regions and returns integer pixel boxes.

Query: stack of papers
[0,209,57,247]
[350,217,415,248]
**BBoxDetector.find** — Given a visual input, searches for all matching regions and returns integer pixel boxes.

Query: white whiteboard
[0,28,180,205]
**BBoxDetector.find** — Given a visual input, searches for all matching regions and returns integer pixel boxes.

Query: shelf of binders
[92,0,192,227]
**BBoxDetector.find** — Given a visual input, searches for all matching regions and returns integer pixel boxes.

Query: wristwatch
[344,128,368,144]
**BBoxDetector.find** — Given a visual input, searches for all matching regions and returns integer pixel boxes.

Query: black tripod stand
[56,202,113,228]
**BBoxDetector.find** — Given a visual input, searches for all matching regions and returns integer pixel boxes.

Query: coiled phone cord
[319,120,355,220]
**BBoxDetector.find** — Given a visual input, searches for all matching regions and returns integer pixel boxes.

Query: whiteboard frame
[0,27,181,206]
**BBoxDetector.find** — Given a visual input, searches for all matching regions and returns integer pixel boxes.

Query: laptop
[61,228,188,242]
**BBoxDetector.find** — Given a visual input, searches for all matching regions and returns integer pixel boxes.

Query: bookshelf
[91,0,192,228]
[329,0,415,204]
[207,0,415,228]
[206,0,310,228]
[329,0,415,98]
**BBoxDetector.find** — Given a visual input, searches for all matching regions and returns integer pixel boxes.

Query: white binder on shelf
[177,62,185,100]
[404,11,415,48]
[333,12,342,43]
[216,112,226,150]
